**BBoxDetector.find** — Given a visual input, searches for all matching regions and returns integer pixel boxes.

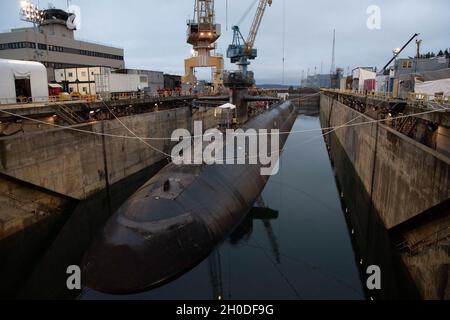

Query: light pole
[19,1,45,62]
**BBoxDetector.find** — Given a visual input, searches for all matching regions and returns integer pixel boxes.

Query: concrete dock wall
[320,94,450,229]
[0,107,218,200]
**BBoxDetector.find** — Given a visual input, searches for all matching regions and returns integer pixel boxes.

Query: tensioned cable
[99,100,172,157]
[0,102,445,145]
[1,99,446,143]
[0,92,420,142]
[1,102,448,162]
[0,94,322,141]
[252,237,303,299]
[242,242,363,296]
[236,0,259,27]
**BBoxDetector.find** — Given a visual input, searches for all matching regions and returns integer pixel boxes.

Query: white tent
[0,59,48,104]
[218,103,236,110]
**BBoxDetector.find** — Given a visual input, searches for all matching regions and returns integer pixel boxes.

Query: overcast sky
[1,0,449,84]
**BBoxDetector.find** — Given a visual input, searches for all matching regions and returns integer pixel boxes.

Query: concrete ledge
[320,93,450,229]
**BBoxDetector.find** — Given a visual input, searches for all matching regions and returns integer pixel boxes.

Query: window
[68,72,73,77]
[82,87,87,93]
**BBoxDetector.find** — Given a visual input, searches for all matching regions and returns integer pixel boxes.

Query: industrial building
[164,74,182,90]
[393,56,450,98]
[394,56,450,76]
[300,74,332,89]
[0,7,125,82]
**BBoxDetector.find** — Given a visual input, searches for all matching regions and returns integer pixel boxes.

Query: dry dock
[320,91,450,299]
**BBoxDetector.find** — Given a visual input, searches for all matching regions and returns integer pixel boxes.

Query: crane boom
[246,0,272,54]
[224,0,272,92]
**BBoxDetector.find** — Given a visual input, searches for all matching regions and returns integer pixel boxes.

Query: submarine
[82,101,298,294]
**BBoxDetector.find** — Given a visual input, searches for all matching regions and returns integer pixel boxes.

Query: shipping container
[339,78,347,90]
[89,82,97,95]
[54,69,66,82]
[88,67,110,81]
[68,83,79,94]
[392,79,399,98]
[376,75,389,93]
[77,68,90,82]
[115,69,164,94]
[95,73,148,94]
[65,68,77,82]
[364,79,376,92]
[78,83,90,95]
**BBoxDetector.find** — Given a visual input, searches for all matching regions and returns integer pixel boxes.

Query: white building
[0,58,48,104]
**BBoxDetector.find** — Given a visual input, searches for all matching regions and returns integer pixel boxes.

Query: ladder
[399,116,418,137]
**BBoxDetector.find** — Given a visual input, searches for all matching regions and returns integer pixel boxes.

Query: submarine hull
[82,101,297,294]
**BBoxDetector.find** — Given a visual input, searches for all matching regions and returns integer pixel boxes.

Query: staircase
[56,104,85,125]
[398,116,418,137]
[397,227,450,257]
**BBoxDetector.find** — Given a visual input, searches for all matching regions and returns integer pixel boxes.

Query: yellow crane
[182,0,224,93]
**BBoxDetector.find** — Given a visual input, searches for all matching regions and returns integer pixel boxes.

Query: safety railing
[0,92,197,108]
[323,89,450,108]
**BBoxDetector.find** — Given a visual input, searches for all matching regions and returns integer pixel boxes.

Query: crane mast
[182,0,224,93]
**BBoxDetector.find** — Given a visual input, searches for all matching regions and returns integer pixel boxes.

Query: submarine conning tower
[82,101,297,294]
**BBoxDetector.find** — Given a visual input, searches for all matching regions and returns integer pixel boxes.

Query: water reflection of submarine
[82,101,297,294]
[229,205,281,264]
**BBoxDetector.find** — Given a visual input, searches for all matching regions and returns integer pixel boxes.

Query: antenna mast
[331,29,336,74]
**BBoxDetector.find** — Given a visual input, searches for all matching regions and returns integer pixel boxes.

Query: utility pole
[331,29,336,75]
[416,39,422,58]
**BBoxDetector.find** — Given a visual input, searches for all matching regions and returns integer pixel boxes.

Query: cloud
[1,0,449,85]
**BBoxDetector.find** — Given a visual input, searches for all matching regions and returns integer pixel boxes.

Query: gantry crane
[183,0,224,92]
[225,0,273,88]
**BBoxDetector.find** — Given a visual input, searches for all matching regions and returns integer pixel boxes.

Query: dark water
[0,112,416,300]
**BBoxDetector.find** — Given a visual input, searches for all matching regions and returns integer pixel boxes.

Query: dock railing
[0,92,196,109]
[322,89,450,110]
